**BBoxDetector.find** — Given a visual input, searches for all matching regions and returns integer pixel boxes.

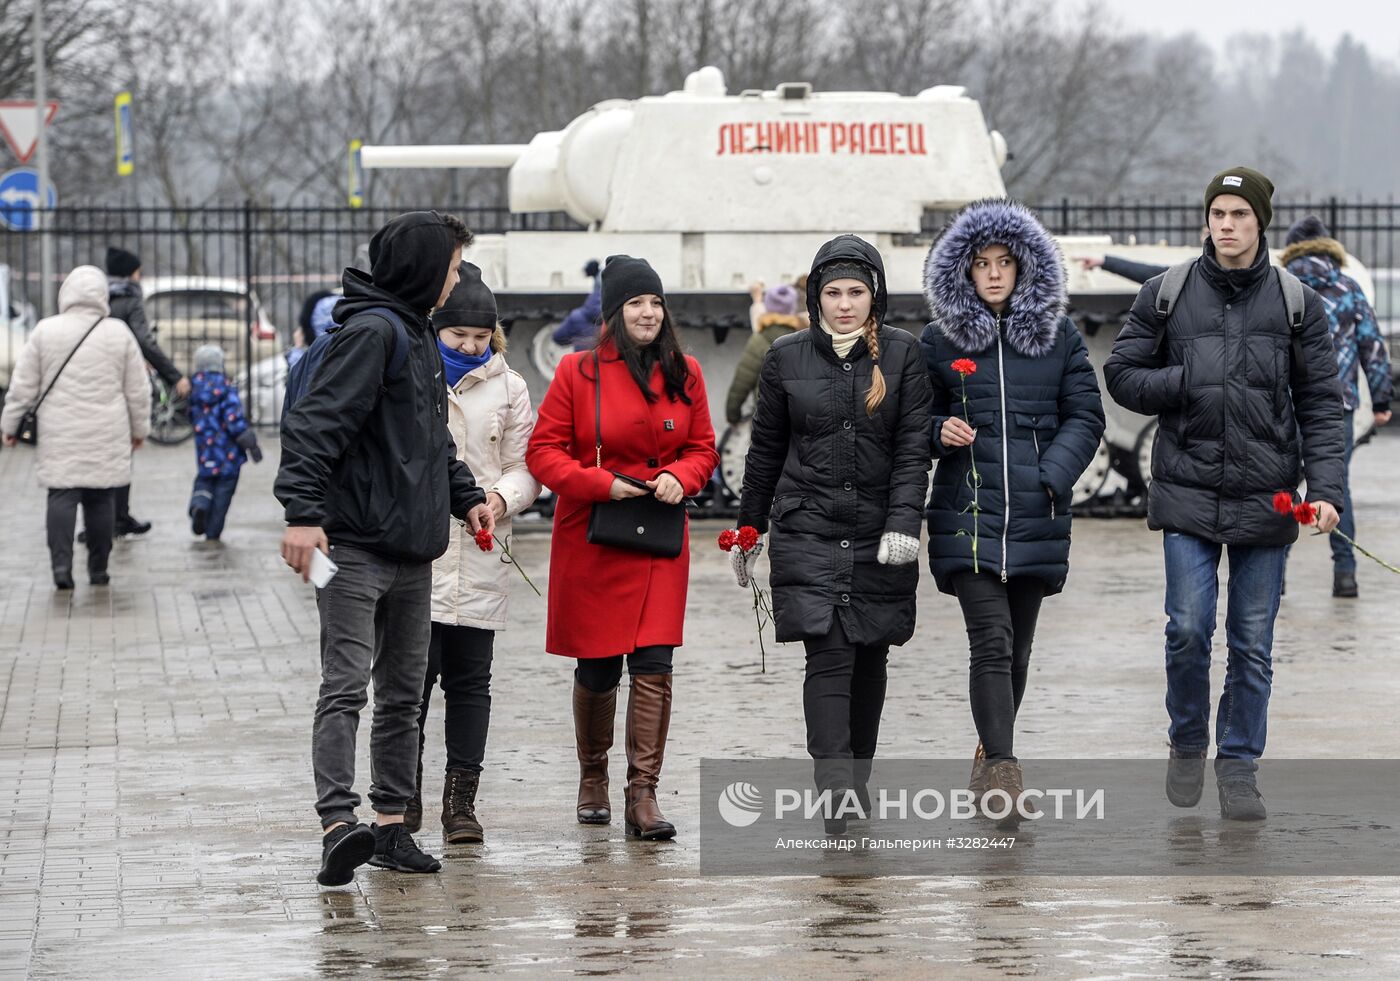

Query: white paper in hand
[308,548,338,588]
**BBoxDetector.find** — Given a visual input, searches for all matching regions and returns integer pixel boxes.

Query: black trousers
[574,646,674,692]
[952,571,1047,761]
[417,622,495,773]
[802,618,889,793]
[114,484,131,523]
[47,488,116,577]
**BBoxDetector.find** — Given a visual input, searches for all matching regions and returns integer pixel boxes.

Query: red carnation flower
[1272,491,1294,515]
[718,529,738,552]
[1292,502,1317,526]
[951,358,978,376]
[737,525,760,552]
[474,528,494,552]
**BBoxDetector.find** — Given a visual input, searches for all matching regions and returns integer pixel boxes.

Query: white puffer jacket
[1,266,151,488]
[431,352,542,629]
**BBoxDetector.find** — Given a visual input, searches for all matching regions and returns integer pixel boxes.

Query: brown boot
[574,681,616,825]
[983,759,1032,830]
[624,673,676,841]
[442,767,484,843]
[404,735,425,834]
[968,741,990,803]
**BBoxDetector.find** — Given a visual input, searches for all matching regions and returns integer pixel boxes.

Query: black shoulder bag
[15,317,104,446]
[585,351,687,557]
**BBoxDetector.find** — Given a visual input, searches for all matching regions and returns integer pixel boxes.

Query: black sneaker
[54,570,75,590]
[90,572,110,586]
[317,823,376,886]
[368,823,441,873]
[1333,569,1358,598]
[116,516,152,537]
[1218,779,1267,821]
[1166,747,1207,807]
[191,509,208,536]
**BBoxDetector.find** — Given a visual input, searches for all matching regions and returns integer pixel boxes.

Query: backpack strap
[1275,266,1308,383]
[1150,259,1198,356]
[361,306,412,381]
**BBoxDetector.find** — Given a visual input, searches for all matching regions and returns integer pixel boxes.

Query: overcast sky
[1108,0,1399,60]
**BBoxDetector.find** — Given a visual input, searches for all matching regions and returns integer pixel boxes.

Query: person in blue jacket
[551,260,602,351]
[188,344,262,540]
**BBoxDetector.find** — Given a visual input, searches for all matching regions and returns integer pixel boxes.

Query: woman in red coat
[526,255,719,841]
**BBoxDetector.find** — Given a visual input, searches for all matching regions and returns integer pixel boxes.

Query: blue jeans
[189,472,240,539]
[1162,532,1286,768]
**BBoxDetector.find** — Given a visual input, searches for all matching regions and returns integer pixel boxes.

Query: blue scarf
[438,341,492,387]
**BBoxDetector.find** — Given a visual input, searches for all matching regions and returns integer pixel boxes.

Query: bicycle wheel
[148,375,194,445]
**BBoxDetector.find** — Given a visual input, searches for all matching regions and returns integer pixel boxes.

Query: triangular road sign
[0,101,59,164]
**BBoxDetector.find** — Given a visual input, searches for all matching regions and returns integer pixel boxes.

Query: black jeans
[114,484,131,523]
[417,623,495,773]
[575,646,674,692]
[802,619,889,793]
[47,488,116,576]
[952,571,1047,761]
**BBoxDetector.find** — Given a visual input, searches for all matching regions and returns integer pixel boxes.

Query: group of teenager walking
[268,164,1354,888]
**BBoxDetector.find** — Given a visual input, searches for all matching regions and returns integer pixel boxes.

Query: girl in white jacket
[407,262,541,843]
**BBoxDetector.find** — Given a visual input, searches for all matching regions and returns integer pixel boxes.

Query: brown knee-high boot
[574,681,617,824]
[624,673,676,841]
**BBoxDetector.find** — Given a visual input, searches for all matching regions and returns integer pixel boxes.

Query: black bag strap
[29,316,104,415]
[592,350,603,468]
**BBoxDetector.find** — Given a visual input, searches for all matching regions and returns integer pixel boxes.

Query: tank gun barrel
[359,144,527,169]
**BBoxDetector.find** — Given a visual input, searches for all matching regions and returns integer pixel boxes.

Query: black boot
[1333,568,1358,598]
[1218,779,1266,821]
[442,767,484,843]
[1166,746,1207,807]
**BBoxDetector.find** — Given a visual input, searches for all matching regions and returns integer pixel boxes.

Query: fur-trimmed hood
[1281,236,1346,270]
[922,199,1067,358]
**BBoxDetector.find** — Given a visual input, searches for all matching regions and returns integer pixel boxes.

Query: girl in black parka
[739,235,932,834]
[921,201,1105,825]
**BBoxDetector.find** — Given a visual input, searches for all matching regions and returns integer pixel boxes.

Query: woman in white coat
[407,263,541,843]
[1,265,151,589]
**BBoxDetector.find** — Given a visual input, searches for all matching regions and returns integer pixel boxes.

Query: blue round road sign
[0,167,58,232]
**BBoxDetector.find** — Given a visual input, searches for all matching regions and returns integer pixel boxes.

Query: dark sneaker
[1166,747,1207,807]
[317,823,376,886]
[1333,569,1358,598]
[191,509,208,536]
[116,516,152,537]
[1218,779,1267,821]
[368,823,441,873]
[89,572,110,586]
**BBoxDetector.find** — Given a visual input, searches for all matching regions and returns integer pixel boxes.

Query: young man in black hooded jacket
[276,211,494,885]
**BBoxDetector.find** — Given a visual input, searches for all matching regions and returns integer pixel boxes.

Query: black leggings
[802,618,889,792]
[952,571,1046,762]
[575,646,674,692]
[417,623,494,773]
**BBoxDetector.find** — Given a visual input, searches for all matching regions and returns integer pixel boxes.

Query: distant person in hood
[275,210,493,887]
[551,259,603,352]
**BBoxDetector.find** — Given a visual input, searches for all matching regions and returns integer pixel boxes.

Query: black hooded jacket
[1104,237,1345,546]
[275,212,485,563]
[738,235,932,646]
[108,278,183,386]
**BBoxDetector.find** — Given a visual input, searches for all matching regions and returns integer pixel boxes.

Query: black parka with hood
[738,235,932,646]
[275,212,485,563]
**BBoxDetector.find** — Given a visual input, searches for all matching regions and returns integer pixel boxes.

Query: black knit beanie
[817,261,876,294]
[433,262,497,328]
[1285,215,1332,246]
[1204,166,1274,231]
[106,246,141,278]
[600,255,664,320]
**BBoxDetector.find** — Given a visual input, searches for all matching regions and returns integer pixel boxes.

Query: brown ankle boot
[968,741,989,802]
[442,767,484,843]
[983,759,1032,829]
[404,735,425,834]
[624,673,676,841]
[574,681,616,825]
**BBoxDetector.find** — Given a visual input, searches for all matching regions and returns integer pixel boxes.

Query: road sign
[348,139,364,208]
[0,168,57,232]
[115,92,134,177]
[0,101,59,164]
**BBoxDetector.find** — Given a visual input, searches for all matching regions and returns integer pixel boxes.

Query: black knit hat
[600,254,664,320]
[817,261,876,294]
[105,246,141,278]
[433,262,497,328]
[1204,166,1274,231]
[1285,214,1332,246]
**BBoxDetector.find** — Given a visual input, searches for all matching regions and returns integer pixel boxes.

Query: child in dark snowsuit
[189,344,261,539]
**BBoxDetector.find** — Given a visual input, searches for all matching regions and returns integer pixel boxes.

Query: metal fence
[2,200,1395,431]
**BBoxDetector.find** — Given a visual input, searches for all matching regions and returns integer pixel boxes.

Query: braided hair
[861,317,886,415]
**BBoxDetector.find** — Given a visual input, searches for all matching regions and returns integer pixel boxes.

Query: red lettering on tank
[831,122,848,153]
[909,123,927,155]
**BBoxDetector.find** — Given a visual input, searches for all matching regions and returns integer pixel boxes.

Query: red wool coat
[526,344,720,659]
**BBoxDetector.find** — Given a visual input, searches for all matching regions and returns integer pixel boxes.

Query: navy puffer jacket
[921,200,1106,595]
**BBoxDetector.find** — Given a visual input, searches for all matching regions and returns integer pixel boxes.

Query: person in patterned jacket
[1282,216,1393,597]
[188,344,262,540]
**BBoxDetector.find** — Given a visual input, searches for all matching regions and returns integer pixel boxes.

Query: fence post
[1061,198,1070,234]
[1328,196,1339,237]
[243,199,255,416]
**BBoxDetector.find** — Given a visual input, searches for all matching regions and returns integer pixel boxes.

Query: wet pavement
[1,429,1399,979]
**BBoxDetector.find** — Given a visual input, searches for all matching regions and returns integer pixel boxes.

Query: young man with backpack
[275,211,494,886]
[1104,167,1346,822]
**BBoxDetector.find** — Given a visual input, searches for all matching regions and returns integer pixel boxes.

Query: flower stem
[1314,528,1400,575]
[494,536,543,596]
[961,374,980,574]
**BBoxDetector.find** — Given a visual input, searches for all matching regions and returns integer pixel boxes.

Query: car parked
[142,277,281,379]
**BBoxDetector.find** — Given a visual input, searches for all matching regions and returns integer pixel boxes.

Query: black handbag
[15,317,104,446]
[585,352,687,558]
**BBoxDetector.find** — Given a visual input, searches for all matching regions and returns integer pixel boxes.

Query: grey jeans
[312,544,432,829]
[47,488,116,576]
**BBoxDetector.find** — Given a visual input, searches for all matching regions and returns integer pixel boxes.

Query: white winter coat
[430,352,542,629]
[1,266,151,489]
